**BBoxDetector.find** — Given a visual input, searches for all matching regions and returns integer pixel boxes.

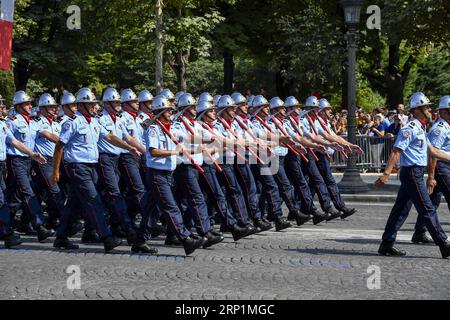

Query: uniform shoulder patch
[402,128,412,138]
[437,122,444,127]
[63,121,72,130]
[70,115,77,120]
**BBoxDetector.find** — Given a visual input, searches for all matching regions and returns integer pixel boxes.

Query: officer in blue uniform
[144,95,204,255]
[315,98,360,219]
[32,93,65,230]
[248,95,293,231]
[1,98,45,248]
[172,93,223,248]
[196,99,250,241]
[213,96,253,234]
[51,88,154,253]
[375,92,450,258]
[412,95,450,244]
[268,97,312,226]
[300,96,342,221]
[119,89,149,226]
[6,91,54,242]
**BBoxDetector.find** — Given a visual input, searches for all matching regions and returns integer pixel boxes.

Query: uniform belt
[7,155,29,159]
[148,168,173,174]
[65,162,97,168]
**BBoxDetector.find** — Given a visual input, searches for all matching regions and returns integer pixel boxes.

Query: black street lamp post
[338,0,370,193]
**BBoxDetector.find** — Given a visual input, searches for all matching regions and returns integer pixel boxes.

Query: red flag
[0,0,15,72]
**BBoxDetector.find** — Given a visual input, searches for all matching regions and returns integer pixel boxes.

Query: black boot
[325,209,341,222]
[126,229,138,246]
[275,217,291,231]
[378,241,406,256]
[312,210,327,225]
[151,224,167,238]
[53,237,79,250]
[211,230,224,237]
[17,223,36,235]
[37,225,54,242]
[290,210,311,226]
[131,242,158,254]
[231,224,250,241]
[183,236,204,255]
[103,236,123,253]
[81,230,102,244]
[340,207,357,220]
[411,232,434,244]
[111,225,127,238]
[4,233,22,249]
[254,219,273,232]
[439,242,450,259]
[67,220,84,237]
[165,235,182,246]
[203,232,224,249]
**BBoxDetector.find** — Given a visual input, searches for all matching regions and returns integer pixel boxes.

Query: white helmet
[285,96,300,108]
[38,93,58,107]
[103,87,121,103]
[217,95,237,111]
[175,91,185,103]
[247,95,255,107]
[120,88,138,103]
[161,88,175,101]
[231,92,246,105]
[409,92,432,110]
[213,95,222,107]
[438,96,450,110]
[177,93,196,110]
[61,92,76,106]
[7,107,16,117]
[151,95,173,112]
[138,90,154,103]
[13,90,32,106]
[76,88,98,104]
[252,95,269,108]
[269,97,284,110]
[198,92,214,104]
[319,98,332,110]
[197,100,215,118]
[305,96,320,109]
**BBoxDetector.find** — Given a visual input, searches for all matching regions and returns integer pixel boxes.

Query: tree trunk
[223,47,234,94]
[155,0,164,94]
[275,69,292,99]
[14,58,30,91]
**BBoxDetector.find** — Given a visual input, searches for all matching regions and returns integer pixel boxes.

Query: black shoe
[151,224,167,238]
[378,242,406,256]
[53,237,79,250]
[131,242,158,254]
[340,207,357,220]
[291,210,311,226]
[275,218,291,231]
[246,224,257,235]
[325,209,341,222]
[439,242,450,259]
[81,230,102,244]
[211,230,223,238]
[103,236,122,253]
[231,224,250,241]
[165,235,182,246]
[111,225,127,238]
[17,223,37,236]
[411,233,434,245]
[37,226,54,242]
[287,212,297,221]
[126,229,138,246]
[4,233,23,249]
[312,212,327,225]
[254,219,273,232]
[183,236,204,255]
[203,232,224,249]
[67,221,84,237]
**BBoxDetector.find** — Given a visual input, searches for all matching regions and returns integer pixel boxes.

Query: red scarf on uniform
[82,114,92,124]
[20,113,30,124]
[159,120,171,132]
[417,118,427,130]
[110,112,117,124]
[127,110,138,120]
[45,116,53,125]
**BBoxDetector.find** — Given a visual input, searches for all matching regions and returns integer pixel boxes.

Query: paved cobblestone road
[1,202,449,300]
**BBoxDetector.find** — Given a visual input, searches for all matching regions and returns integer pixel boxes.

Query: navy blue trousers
[382,166,448,246]
[235,163,263,222]
[315,152,346,211]
[251,163,283,220]
[301,152,333,212]
[0,166,12,237]
[147,169,190,240]
[57,163,112,239]
[6,156,44,228]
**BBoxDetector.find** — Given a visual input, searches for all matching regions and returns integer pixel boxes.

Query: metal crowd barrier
[330,135,396,172]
